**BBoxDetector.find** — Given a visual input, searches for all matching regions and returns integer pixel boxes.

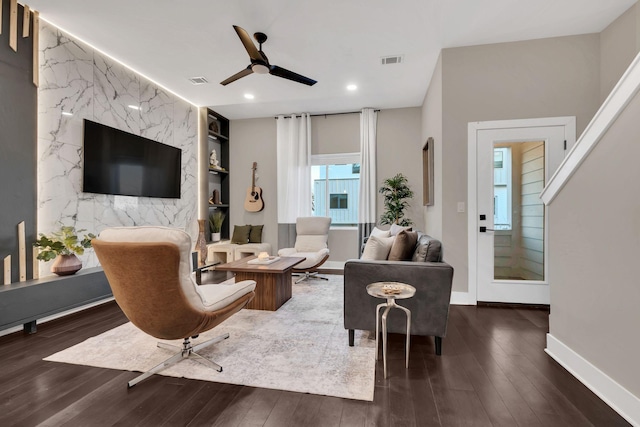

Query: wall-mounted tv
[83,119,182,199]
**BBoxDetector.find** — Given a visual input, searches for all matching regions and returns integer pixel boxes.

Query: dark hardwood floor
[0,300,629,426]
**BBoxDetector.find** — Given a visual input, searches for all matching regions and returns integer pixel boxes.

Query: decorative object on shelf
[50,254,83,276]
[209,211,226,242]
[209,149,221,169]
[379,173,414,226]
[195,219,208,265]
[244,162,264,212]
[209,189,221,205]
[18,221,26,282]
[209,119,220,134]
[4,255,10,285]
[33,225,95,276]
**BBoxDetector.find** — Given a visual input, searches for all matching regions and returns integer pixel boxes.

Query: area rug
[44,275,376,401]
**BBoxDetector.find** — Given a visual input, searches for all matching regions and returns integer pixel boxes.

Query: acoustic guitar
[244,162,264,212]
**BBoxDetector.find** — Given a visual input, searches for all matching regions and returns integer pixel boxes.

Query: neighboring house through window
[311,153,359,226]
[493,147,512,230]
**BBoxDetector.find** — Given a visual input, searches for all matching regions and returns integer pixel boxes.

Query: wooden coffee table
[215,255,305,311]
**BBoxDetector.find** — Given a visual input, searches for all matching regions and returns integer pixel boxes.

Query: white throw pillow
[370,226,391,238]
[294,235,328,252]
[360,235,395,260]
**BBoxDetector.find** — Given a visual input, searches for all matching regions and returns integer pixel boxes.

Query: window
[330,194,348,209]
[311,153,359,227]
[493,147,512,230]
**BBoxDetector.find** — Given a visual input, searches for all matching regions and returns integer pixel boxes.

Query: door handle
[479,226,495,233]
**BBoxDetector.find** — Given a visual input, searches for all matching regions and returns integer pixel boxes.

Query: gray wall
[421,54,443,240]
[229,117,278,251]
[548,87,640,398]
[377,108,424,230]
[433,34,602,293]
[0,2,37,282]
[311,113,359,154]
[600,3,640,102]
[418,3,640,406]
[229,108,422,261]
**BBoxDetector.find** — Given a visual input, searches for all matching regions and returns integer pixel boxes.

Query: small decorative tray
[366,282,416,299]
[382,284,403,295]
[247,256,280,265]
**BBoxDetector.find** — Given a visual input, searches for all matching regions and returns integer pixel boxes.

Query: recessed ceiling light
[347,84,357,91]
[244,93,255,100]
[61,111,73,116]
[128,105,141,110]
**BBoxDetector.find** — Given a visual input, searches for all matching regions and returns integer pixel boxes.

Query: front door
[469,118,574,304]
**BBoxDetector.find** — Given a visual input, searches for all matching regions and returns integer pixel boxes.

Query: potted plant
[209,211,226,242]
[379,173,414,226]
[33,225,96,276]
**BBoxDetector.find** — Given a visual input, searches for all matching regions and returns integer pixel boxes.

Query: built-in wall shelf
[209,168,229,175]
[0,267,112,334]
[206,109,230,241]
[208,132,229,141]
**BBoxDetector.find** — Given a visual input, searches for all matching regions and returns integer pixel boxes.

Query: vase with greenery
[33,225,96,276]
[379,173,414,226]
[209,211,226,242]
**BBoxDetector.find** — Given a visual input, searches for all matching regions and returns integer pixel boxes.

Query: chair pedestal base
[293,271,329,283]
[127,333,230,388]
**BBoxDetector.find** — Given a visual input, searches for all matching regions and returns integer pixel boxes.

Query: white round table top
[366,282,416,300]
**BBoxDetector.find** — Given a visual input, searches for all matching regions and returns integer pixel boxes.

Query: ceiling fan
[220,25,317,87]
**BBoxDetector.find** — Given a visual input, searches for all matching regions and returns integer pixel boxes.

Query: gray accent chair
[343,233,454,355]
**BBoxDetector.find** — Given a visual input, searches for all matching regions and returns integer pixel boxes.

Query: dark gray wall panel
[0,2,37,282]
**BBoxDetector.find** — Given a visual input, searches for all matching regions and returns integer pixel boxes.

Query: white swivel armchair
[278,217,331,283]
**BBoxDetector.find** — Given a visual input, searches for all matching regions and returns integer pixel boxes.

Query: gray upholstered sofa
[343,233,454,355]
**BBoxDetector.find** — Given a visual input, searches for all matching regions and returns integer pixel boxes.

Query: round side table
[366,281,416,379]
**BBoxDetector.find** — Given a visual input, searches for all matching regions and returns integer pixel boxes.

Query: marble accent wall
[37,22,198,275]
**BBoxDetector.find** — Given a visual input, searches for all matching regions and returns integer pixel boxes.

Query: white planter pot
[212,232,221,242]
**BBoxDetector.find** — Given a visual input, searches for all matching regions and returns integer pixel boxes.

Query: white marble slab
[38,23,93,146]
[37,21,200,275]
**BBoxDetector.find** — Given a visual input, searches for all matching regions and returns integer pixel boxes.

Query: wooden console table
[215,256,305,311]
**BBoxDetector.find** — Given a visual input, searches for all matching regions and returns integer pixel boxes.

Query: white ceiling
[27,0,637,120]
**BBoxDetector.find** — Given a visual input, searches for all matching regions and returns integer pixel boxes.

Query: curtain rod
[274,109,380,119]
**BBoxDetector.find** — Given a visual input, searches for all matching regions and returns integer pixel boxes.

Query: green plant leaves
[33,225,96,261]
[209,211,226,233]
[379,173,414,226]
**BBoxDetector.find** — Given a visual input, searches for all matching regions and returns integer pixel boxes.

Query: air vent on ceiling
[188,76,209,85]
[380,55,404,65]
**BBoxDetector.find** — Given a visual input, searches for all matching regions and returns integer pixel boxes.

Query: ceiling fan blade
[233,25,262,62]
[220,66,253,86]
[269,65,317,86]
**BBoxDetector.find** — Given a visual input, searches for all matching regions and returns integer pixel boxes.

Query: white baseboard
[546,334,640,426]
[450,291,474,305]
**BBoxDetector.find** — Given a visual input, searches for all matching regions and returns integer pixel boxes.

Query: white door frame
[467,117,576,305]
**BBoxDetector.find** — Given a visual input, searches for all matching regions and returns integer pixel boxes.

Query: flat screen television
[83,119,182,199]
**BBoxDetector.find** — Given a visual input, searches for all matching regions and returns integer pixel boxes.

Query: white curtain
[276,113,312,247]
[358,108,378,252]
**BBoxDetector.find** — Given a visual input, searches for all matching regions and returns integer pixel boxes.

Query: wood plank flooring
[0,300,629,426]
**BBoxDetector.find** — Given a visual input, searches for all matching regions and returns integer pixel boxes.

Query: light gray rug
[44,275,376,401]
